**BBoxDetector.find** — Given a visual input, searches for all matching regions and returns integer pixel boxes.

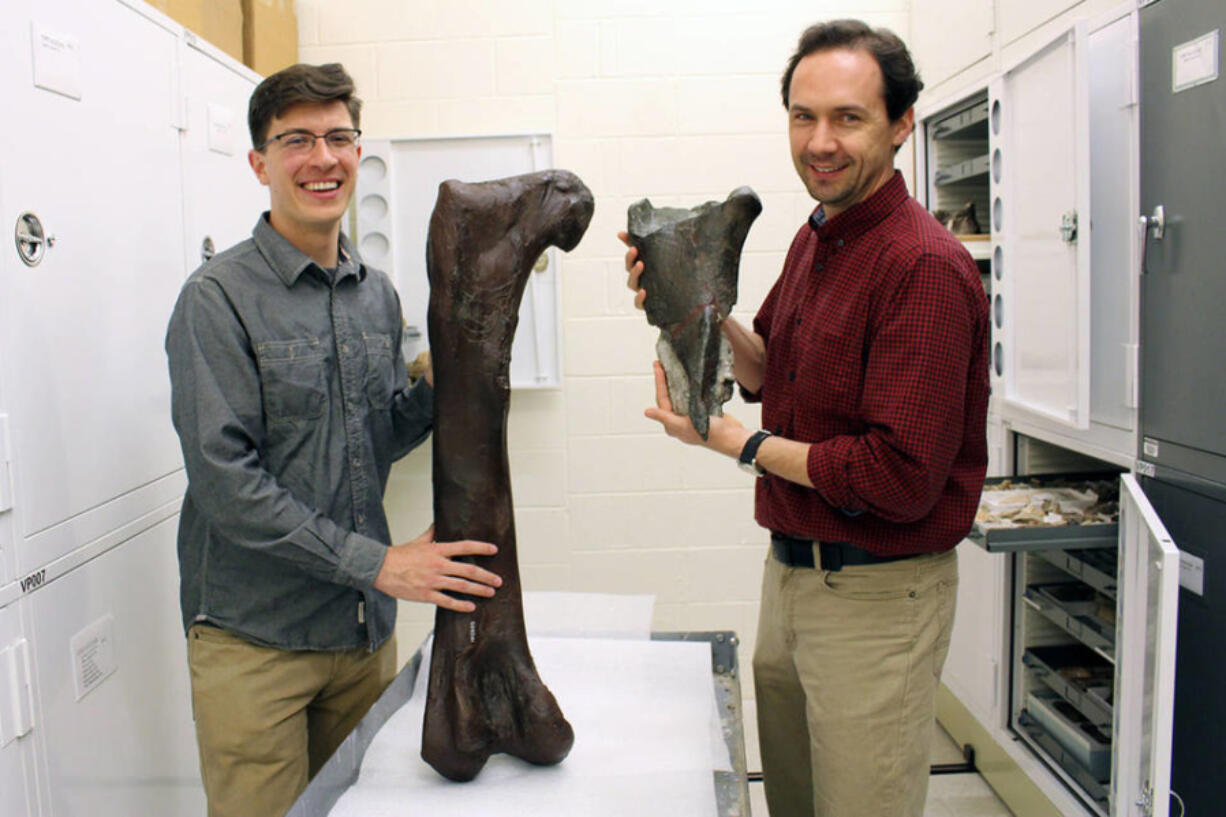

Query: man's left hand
[644,361,752,459]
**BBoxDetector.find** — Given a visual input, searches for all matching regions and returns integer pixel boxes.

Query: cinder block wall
[296,0,914,762]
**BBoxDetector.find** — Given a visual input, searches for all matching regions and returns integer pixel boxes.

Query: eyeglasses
[256,128,361,153]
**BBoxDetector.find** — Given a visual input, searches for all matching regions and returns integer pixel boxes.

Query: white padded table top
[330,633,728,816]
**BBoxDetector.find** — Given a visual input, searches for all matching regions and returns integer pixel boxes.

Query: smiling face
[787,47,914,219]
[248,99,360,255]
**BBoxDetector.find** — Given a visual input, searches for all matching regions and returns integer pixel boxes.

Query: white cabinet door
[179,40,265,277]
[25,517,204,817]
[0,601,37,817]
[0,0,188,573]
[1112,474,1179,817]
[990,21,1092,431]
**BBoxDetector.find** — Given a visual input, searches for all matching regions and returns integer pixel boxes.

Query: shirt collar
[252,213,367,287]
[807,171,910,244]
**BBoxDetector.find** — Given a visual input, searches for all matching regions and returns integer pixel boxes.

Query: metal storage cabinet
[0,2,263,815]
[916,4,1141,470]
[0,0,188,576]
[1136,6,1226,816]
[971,472,1180,816]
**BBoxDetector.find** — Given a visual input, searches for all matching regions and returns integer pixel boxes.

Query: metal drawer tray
[1034,547,1118,599]
[969,474,1120,553]
[1018,715,1110,810]
[1023,583,1115,658]
[1023,644,1113,727]
[1024,690,1112,782]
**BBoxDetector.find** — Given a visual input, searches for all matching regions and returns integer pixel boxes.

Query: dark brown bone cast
[627,187,761,439]
[421,170,594,782]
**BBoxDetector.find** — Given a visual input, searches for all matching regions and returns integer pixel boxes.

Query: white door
[0,0,188,574]
[179,39,265,277]
[1111,474,1180,817]
[989,21,1092,429]
[0,600,37,817]
[25,516,203,817]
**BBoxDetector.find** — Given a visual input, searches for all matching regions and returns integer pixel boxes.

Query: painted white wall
[296,1,913,764]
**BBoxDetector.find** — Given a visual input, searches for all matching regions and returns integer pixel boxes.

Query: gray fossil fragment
[627,187,762,439]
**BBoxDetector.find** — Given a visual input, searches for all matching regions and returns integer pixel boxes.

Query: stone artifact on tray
[974,478,1119,529]
[626,187,762,440]
[422,169,594,782]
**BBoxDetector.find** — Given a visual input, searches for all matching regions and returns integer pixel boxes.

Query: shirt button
[351,458,360,469]
[773,425,782,435]
[341,344,350,354]
[789,371,797,382]
[836,239,844,248]
[815,263,823,272]
[795,317,802,326]
[357,513,366,525]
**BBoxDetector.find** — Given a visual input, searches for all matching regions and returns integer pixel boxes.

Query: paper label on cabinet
[1172,30,1219,94]
[1179,551,1205,596]
[71,614,116,701]
[31,23,83,101]
[207,103,237,156]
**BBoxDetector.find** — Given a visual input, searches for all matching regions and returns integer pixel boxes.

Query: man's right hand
[373,525,502,613]
[617,231,647,310]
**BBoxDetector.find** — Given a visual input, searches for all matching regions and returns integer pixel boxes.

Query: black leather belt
[770,532,916,571]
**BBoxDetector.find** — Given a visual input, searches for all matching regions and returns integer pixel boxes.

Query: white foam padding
[330,635,725,816]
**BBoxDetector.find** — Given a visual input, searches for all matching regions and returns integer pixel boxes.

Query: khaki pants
[753,547,957,817]
[187,624,396,817]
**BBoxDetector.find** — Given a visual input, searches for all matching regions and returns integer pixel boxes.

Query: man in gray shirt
[165,63,502,817]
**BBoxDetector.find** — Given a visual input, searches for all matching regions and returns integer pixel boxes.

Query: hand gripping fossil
[627,187,762,439]
[421,169,594,782]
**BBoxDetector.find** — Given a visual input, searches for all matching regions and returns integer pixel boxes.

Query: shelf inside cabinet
[1023,644,1114,727]
[1023,583,1116,658]
[934,154,990,186]
[1035,548,1118,599]
[1018,715,1111,810]
[963,236,991,261]
[1024,690,1112,781]
[931,102,990,141]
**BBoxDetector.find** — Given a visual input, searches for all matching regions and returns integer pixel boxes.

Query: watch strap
[738,430,772,472]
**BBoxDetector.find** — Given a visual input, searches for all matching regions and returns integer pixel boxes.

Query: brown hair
[248,63,362,148]
[780,19,923,122]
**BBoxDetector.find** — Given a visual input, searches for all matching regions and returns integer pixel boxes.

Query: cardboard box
[147,0,244,63]
[241,0,298,77]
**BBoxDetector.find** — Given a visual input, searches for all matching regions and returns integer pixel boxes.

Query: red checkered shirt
[747,172,990,556]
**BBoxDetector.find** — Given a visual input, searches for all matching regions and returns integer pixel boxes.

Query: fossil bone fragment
[421,169,594,782]
[627,187,761,439]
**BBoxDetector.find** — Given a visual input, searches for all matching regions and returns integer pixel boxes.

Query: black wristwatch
[737,430,772,477]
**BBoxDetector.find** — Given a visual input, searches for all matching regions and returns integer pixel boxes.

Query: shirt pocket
[362,332,396,408]
[256,338,328,423]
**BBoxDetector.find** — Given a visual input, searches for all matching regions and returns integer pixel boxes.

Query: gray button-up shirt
[166,215,432,651]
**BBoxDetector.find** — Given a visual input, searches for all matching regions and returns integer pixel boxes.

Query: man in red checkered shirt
[622,19,990,817]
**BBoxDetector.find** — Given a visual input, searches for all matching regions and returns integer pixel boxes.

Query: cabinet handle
[1138,204,1165,275]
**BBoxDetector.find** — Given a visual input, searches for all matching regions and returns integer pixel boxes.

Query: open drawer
[968,474,1120,553]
